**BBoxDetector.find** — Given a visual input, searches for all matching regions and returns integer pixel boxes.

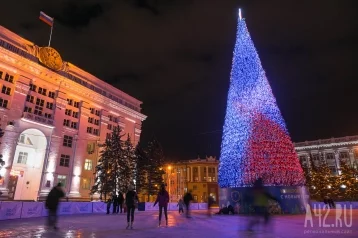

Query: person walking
[125,185,138,229]
[177,199,184,214]
[117,192,124,213]
[153,184,170,227]
[183,190,193,218]
[45,183,65,230]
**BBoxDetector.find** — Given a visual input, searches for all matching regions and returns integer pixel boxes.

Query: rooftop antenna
[239,8,242,20]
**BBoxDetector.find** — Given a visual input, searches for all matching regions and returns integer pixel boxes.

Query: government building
[160,156,219,203]
[0,25,146,201]
[294,136,358,174]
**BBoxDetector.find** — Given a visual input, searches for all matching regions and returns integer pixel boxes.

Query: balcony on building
[22,112,54,127]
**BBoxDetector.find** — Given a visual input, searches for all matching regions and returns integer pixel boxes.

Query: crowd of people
[45,183,203,230]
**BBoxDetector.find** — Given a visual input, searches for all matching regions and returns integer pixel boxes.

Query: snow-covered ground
[0,210,357,238]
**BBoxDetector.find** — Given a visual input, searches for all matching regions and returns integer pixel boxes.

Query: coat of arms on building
[24,44,69,72]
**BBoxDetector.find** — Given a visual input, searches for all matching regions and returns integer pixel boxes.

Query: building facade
[163,156,219,203]
[294,136,358,174]
[0,25,146,201]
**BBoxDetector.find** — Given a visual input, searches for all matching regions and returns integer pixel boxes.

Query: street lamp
[167,166,171,201]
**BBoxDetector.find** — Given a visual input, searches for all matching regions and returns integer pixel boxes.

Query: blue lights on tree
[218,16,304,188]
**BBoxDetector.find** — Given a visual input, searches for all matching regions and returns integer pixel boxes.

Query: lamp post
[167,166,171,201]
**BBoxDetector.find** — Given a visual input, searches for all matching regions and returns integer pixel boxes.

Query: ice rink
[0,210,357,238]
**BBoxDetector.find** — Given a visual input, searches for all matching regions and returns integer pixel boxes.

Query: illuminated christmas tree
[218,14,304,188]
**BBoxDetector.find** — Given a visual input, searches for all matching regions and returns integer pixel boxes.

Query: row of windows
[0,71,14,83]
[90,108,101,116]
[88,117,100,125]
[29,84,56,98]
[63,119,78,129]
[17,152,93,171]
[26,96,54,110]
[24,106,52,118]
[49,175,93,189]
[87,127,99,136]
[67,99,80,108]
[300,151,353,164]
[65,109,79,119]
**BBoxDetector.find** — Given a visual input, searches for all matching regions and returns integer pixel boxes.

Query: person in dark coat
[125,185,138,229]
[208,195,215,217]
[183,190,193,218]
[117,192,124,213]
[106,198,112,214]
[45,183,65,229]
[112,195,118,214]
[153,184,170,226]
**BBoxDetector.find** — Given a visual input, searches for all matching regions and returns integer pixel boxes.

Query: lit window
[84,159,92,171]
[57,175,67,187]
[81,178,91,189]
[17,152,28,164]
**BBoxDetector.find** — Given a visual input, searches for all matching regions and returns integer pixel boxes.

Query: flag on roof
[39,11,54,27]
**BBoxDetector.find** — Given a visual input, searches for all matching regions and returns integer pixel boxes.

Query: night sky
[1,0,357,160]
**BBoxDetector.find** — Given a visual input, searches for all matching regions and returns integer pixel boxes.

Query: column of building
[198,166,201,182]
[206,166,208,181]
[348,148,355,167]
[190,166,193,182]
[334,150,341,174]
[0,79,30,197]
[68,101,92,197]
[214,166,217,182]
[39,90,67,198]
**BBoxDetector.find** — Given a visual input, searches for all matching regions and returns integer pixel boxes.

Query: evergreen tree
[0,128,5,179]
[135,145,148,196]
[145,138,165,200]
[218,15,304,188]
[91,127,137,200]
[91,138,113,201]
[338,159,358,201]
[119,135,136,192]
[135,138,165,201]
[304,153,338,201]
